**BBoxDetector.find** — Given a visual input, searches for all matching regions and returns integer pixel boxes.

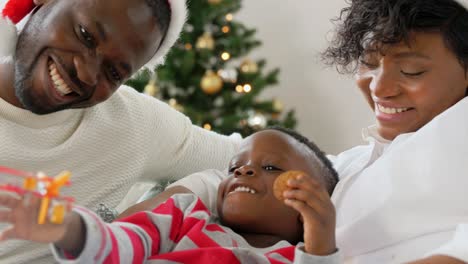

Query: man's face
[14,0,163,114]
[216,130,321,243]
[356,32,468,140]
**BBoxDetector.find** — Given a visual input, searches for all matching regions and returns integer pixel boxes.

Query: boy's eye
[79,25,96,49]
[263,165,280,171]
[228,166,237,173]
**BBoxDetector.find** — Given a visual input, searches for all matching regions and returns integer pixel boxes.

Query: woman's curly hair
[322,0,468,73]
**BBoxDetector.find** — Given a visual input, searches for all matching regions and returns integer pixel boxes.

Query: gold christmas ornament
[200,70,223,94]
[208,0,222,4]
[240,59,258,74]
[196,32,215,50]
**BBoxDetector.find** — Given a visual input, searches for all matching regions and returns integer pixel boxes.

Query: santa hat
[0,0,187,68]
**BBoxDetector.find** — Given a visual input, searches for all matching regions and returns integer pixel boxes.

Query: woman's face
[356,32,468,140]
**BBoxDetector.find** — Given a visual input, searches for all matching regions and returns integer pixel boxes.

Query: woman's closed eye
[400,70,426,77]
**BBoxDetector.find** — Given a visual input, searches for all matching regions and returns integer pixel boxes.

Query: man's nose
[234,165,256,177]
[368,67,401,99]
[73,53,101,87]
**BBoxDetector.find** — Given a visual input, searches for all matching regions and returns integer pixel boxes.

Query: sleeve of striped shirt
[50,193,202,264]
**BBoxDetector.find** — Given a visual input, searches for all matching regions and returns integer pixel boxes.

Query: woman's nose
[368,67,401,99]
[234,165,256,177]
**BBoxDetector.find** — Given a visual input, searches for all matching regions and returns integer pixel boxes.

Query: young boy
[0,127,340,263]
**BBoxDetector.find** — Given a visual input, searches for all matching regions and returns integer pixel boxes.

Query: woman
[121,0,468,263]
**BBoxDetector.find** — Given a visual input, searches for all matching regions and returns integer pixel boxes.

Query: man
[0,0,239,263]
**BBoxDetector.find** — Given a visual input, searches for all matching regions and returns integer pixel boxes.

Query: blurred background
[235,0,374,154]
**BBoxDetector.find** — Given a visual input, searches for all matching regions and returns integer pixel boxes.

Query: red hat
[0,0,187,68]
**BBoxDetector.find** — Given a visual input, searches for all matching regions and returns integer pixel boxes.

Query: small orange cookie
[273,170,305,200]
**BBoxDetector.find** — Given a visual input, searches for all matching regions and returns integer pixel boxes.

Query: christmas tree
[126,0,297,137]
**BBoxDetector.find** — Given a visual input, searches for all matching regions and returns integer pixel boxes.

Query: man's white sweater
[0,86,240,263]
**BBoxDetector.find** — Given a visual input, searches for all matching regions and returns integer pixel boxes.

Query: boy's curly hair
[322,0,468,73]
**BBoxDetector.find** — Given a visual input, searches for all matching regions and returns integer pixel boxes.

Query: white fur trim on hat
[455,0,468,10]
[0,16,17,64]
[144,0,187,69]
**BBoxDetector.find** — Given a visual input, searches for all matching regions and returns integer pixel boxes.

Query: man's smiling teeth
[377,104,410,114]
[231,186,256,194]
[48,62,73,96]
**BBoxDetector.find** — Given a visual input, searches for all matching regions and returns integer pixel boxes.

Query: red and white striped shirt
[51,194,340,264]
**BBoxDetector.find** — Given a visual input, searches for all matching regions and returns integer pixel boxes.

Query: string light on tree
[203,123,213,130]
[184,43,193,50]
[221,52,231,61]
[240,59,258,74]
[221,26,230,33]
[247,112,267,129]
[196,32,215,50]
[235,85,243,93]
[243,84,252,93]
[273,98,284,112]
[225,13,233,21]
[200,70,223,94]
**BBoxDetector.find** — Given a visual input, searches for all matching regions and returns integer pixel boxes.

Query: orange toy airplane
[0,166,74,224]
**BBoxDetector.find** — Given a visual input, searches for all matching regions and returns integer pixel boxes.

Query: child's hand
[283,174,336,256]
[0,191,69,243]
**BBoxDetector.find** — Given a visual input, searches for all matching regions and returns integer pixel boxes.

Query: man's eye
[79,25,96,49]
[108,65,122,83]
[263,165,280,171]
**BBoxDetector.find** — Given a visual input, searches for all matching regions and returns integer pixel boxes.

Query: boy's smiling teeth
[377,104,410,114]
[231,186,256,194]
[48,61,73,96]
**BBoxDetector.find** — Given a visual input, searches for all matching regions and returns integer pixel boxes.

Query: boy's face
[13,0,163,114]
[216,130,322,243]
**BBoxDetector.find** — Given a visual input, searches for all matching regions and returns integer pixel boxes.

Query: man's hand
[283,174,337,256]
